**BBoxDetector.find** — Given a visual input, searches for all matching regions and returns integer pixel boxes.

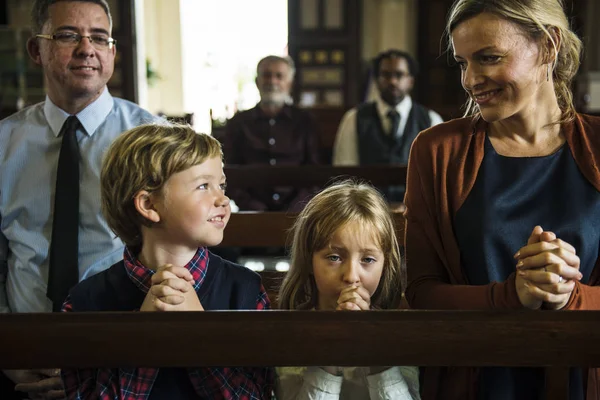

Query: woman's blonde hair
[278,180,403,310]
[101,123,222,250]
[446,0,582,123]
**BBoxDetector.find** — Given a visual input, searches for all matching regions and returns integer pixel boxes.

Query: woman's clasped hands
[514,225,583,310]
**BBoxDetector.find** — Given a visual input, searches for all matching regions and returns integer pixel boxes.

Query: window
[180,0,288,132]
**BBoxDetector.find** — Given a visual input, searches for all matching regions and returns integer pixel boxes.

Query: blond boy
[60,124,273,399]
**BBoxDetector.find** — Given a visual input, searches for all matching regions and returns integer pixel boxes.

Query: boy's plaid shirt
[61,247,273,399]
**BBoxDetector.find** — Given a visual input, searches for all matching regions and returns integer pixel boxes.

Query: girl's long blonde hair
[278,180,403,310]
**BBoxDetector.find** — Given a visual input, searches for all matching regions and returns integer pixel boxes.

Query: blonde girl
[276,180,419,400]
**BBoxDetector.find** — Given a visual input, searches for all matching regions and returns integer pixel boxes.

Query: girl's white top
[275,366,420,400]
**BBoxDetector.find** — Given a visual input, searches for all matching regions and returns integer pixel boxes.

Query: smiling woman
[404,0,600,399]
[451,12,561,138]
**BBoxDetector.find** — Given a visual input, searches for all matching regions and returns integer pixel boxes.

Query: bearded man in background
[223,55,322,212]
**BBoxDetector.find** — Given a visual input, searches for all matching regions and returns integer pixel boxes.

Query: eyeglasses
[36,32,116,50]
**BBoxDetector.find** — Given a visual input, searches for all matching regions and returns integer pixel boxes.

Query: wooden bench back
[219,211,405,248]
[224,165,407,189]
[0,311,596,399]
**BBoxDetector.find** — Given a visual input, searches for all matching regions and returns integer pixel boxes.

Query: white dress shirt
[332,95,443,166]
[0,88,157,313]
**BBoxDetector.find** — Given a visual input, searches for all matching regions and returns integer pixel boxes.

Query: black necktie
[387,110,400,138]
[47,116,81,312]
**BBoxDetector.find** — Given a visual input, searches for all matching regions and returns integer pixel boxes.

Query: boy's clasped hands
[141,264,204,312]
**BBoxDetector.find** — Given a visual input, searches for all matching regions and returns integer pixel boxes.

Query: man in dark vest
[332,49,443,203]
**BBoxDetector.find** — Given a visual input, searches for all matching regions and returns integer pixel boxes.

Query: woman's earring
[547,64,551,82]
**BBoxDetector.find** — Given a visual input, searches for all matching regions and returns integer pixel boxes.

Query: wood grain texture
[224,165,408,188]
[1,311,599,369]
[219,211,405,247]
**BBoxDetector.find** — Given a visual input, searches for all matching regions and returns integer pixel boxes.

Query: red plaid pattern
[61,247,273,399]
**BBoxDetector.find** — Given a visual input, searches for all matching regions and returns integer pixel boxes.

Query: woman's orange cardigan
[404,114,600,400]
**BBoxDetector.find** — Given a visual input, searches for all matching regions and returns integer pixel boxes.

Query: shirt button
[268,138,276,145]
[269,158,276,166]
[272,193,280,201]
[269,119,276,126]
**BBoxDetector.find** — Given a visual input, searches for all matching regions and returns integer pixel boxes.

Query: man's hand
[4,369,65,399]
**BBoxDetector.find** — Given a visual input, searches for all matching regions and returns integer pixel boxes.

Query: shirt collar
[122,246,209,294]
[375,94,412,122]
[43,87,114,137]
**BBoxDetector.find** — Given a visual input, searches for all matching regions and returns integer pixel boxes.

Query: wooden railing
[219,211,405,247]
[0,311,598,400]
[224,165,407,188]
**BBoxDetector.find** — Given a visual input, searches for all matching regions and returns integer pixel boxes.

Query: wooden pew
[219,211,405,248]
[224,165,407,189]
[0,311,597,399]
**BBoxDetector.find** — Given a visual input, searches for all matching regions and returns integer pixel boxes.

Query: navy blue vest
[68,252,262,399]
[356,101,431,165]
[356,101,431,201]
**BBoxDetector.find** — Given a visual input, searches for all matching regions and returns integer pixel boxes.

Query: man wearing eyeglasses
[0,1,155,398]
[332,49,443,204]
